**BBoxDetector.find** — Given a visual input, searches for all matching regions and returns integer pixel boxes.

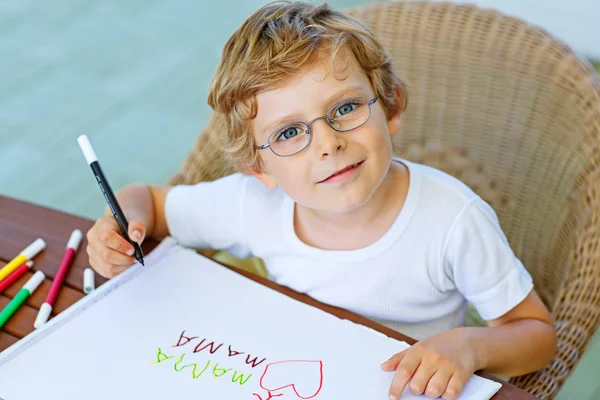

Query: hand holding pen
[78,135,145,277]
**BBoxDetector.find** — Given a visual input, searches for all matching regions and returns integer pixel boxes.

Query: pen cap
[67,229,83,250]
[34,303,53,329]
[21,239,46,260]
[77,135,98,165]
[24,271,46,293]
[84,268,95,294]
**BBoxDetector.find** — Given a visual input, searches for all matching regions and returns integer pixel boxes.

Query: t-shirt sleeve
[164,173,252,258]
[442,197,534,321]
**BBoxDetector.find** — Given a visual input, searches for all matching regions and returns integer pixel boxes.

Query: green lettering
[152,347,175,364]
[212,362,232,377]
[231,371,252,385]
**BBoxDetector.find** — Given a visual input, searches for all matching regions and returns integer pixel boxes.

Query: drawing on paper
[152,330,324,399]
[252,360,324,400]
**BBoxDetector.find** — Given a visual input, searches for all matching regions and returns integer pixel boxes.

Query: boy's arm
[115,174,252,255]
[382,290,556,400]
[471,289,556,377]
[384,197,556,399]
[105,184,172,241]
[442,197,557,377]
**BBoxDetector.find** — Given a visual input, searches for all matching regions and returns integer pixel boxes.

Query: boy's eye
[333,102,359,117]
[275,126,301,142]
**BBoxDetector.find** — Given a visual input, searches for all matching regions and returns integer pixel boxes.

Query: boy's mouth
[318,160,364,183]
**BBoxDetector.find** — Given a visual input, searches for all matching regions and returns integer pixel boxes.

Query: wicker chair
[168,1,600,398]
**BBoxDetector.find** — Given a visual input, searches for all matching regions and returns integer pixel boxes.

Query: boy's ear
[386,84,405,136]
[250,167,279,189]
[387,113,402,136]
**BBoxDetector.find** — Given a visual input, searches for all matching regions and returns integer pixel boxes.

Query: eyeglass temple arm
[368,93,380,105]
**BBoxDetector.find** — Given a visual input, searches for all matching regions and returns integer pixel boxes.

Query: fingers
[424,368,453,398]
[388,351,421,400]
[86,216,140,278]
[442,371,469,400]
[87,245,133,278]
[102,228,135,255]
[385,344,471,400]
[408,360,437,396]
[93,217,130,251]
[381,350,406,372]
[128,220,146,244]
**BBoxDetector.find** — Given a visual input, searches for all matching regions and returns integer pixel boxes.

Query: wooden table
[0,195,536,399]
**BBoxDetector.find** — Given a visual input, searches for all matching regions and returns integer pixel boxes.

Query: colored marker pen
[34,230,82,329]
[0,239,45,283]
[0,271,46,329]
[0,261,34,294]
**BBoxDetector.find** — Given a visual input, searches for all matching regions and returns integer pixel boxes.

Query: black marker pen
[77,134,145,266]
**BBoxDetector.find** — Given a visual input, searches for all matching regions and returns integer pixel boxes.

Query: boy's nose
[313,120,347,159]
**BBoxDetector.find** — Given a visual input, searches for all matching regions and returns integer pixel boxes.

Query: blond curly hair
[207,1,408,173]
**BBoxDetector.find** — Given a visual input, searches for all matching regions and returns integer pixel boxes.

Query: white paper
[0,239,501,400]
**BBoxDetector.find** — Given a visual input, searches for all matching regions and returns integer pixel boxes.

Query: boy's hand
[381,328,479,400]
[86,216,146,278]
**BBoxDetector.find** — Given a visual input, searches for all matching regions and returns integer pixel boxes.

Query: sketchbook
[0,238,501,400]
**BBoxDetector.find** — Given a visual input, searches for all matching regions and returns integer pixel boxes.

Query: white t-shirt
[165,159,533,340]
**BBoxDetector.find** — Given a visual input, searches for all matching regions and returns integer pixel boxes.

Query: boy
[86,2,556,399]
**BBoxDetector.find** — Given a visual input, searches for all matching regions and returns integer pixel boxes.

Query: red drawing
[170,330,266,366]
[246,354,267,368]
[252,360,324,400]
[172,330,198,347]
[228,345,245,357]
[253,392,283,400]
[194,339,223,354]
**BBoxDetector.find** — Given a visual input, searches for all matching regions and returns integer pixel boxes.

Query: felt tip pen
[0,261,34,294]
[0,239,46,283]
[76,134,144,266]
[0,271,46,329]
[34,230,83,329]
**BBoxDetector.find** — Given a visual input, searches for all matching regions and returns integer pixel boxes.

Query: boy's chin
[309,192,374,214]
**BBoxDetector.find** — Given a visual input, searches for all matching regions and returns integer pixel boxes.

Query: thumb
[381,350,407,372]
[128,220,146,244]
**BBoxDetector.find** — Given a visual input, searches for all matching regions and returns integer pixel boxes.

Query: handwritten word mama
[172,330,267,368]
[152,348,253,386]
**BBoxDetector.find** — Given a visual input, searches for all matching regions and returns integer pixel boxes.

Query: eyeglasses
[255,92,380,157]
